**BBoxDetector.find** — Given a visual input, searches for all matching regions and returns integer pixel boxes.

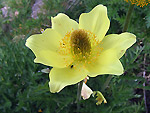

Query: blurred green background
[0,0,150,113]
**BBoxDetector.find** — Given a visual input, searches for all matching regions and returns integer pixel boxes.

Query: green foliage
[0,0,150,113]
[145,13,150,28]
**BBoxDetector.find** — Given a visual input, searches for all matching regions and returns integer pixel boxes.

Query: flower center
[70,29,91,60]
[58,29,103,66]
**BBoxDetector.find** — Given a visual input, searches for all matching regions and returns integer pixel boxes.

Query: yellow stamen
[58,29,103,67]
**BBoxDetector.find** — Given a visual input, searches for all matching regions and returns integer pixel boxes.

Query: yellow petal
[101,32,136,58]
[86,49,124,77]
[49,64,88,93]
[79,5,110,41]
[51,13,79,37]
[26,28,72,68]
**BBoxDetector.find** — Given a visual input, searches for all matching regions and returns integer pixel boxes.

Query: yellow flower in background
[26,5,136,93]
[125,0,150,7]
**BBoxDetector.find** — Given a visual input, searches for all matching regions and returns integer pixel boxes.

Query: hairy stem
[102,75,112,92]
[122,3,135,32]
[76,81,83,112]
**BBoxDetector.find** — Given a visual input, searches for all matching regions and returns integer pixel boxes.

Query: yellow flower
[38,109,42,112]
[125,0,150,7]
[25,5,136,93]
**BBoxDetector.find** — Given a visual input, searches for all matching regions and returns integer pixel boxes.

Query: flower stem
[122,3,135,32]
[102,75,112,92]
[143,54,148,113]
[76,81,83,112]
